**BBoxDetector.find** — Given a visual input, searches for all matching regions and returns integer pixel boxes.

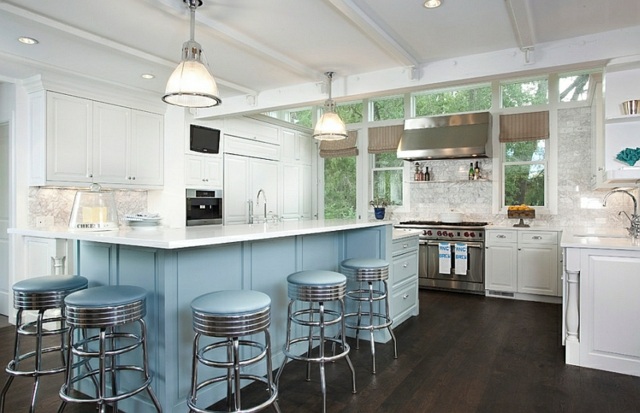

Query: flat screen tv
[190,124,221,154]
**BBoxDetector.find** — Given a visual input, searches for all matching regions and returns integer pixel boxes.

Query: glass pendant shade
[313,72,347,140]
[163,1,221,108]
[313,107,348,140]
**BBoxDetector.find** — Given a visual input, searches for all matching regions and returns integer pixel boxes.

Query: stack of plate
[124,213,162,230]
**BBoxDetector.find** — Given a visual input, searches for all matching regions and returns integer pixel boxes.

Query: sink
[573,233,629,239]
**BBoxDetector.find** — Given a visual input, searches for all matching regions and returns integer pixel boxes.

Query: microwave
[186,189,223,226]
[190,124,220,154]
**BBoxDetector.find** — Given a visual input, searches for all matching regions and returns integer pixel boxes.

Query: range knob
[464,232,470,237]
[470,232,476,238]
[437,231,442,236]
[448,232,454,237]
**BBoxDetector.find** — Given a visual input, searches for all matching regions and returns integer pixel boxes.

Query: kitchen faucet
[602,189,640,238]
[256,189,267,222]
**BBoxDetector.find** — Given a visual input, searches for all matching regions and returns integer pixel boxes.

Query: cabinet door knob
[403,263,408,268]
[402,294,409,299]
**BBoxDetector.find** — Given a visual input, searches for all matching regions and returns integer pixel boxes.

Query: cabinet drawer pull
[403,243,408,248]
[403,263,408,268]
[402,294,409,299]
[532,236,542,240]
[497,234,506,239]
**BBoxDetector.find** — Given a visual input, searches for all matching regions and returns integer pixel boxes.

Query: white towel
[438,242,451,274]
[454,243,468,275]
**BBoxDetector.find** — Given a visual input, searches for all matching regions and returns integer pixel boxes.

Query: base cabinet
[390,235,419,325]
[486,229,561,299]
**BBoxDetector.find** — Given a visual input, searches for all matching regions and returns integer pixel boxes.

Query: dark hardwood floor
[1,290,639,412]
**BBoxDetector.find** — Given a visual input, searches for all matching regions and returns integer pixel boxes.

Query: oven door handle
[425,241,484,249]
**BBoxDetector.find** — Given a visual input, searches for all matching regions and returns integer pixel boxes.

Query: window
[413,85,492,116]
[370,95,404,121]
[559,73,590,102]
[287,108,312,127]
[501,78,548,108]
[324,157,357,219]
[503,140,547,207]
[336,102,364,124]
[372,153,403,207]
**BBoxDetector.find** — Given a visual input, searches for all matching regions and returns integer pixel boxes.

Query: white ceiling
[1,0,639,115]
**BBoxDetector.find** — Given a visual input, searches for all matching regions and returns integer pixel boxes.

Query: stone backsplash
[29,187,147,227]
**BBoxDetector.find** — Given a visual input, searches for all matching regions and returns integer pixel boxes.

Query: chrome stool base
[276,270,356,413]
[188,290,279,413]
[58,285,162,413]
[0,275,88,413]
[341,259,398,374]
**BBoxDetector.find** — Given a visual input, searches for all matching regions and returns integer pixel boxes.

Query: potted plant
[370,198,389,220]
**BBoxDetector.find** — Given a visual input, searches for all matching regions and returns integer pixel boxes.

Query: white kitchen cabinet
[485,230,518,293]
[282,129,313,165]
[281,163,312,221]
[185,154,222,189]
[390,235,419,326]
[600,58,640,184]
[23,237,74,276]
[30,91,164,188]
[223,153,279,225]
[486,229,561,299]
[563,246,640,377]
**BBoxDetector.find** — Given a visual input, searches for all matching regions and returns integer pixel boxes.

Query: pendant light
[163,0,221,108]
[313,72,348,141]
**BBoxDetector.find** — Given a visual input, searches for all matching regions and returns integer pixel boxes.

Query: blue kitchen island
[10,220,417,412]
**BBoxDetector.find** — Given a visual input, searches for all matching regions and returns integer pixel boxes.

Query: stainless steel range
[395,221,488,294]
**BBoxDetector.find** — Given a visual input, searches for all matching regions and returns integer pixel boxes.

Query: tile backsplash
[29,187,147,227]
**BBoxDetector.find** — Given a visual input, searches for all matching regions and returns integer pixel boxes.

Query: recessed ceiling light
[141,73,155,79]
[424,0,441,8]
[18,36,39,45]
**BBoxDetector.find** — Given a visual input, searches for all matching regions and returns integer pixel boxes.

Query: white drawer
[392,236,418,256]
[518,231,558,244]
[486,230,516,244]
[392,251,418,285]
[390,280,418,321]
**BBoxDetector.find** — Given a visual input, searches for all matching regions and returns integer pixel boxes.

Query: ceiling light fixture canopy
[423,0,442,8]
[163,0,221,108]
[313,72,348,141]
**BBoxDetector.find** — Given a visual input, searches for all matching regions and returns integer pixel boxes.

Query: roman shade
[499,111,549,142]
[319,130,358,158]
[368,125,403,154]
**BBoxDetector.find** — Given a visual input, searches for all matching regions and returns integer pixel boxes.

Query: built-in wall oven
[186,189,223,226]
[395,221,487,294]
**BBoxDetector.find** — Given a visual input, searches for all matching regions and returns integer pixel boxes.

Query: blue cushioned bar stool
[58,285,162,413]
[340,258,397,374]
[0,275,88,413]
[188,290,279,413]
[275,270,356,413]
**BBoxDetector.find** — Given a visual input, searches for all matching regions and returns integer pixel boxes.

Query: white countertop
[561,227,640,251]
[392,228,421,240]
[8,220,391,250]
[485,224,565,232]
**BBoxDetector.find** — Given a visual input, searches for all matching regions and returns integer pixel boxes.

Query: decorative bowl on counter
[439,212,463,223]
[507,206,535,227]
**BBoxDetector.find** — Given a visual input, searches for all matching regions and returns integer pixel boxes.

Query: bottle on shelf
[414,163,421,181]
[424,166,430,181]
[474,161,480,180]
[468,163,474,180]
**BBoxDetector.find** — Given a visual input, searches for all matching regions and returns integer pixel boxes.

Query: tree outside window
[413,85,491,116]
[559,73,590,102]
[501,78,548,108]
[503,140,546,207]
[324,156,357,219]
[372,152,403,207]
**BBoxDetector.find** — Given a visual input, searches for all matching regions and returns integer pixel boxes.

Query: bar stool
[340,258,397,374]
[0,275,88,413]
[188,290,279,413]
[276,270,356,413]
[58,285,162,413]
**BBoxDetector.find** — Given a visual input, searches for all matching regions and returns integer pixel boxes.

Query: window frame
[500,139,549,210]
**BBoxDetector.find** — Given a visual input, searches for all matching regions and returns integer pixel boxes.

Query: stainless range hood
[397,112,491,160]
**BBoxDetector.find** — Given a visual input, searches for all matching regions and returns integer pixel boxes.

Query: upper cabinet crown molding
[20,74,167,115]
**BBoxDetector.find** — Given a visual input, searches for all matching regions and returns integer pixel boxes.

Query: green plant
[369,198,389,208]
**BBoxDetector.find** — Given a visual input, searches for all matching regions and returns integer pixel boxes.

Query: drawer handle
[402,294,409,299]
[403,244,408,248]
[497,234,506,239]
[403,263,408,268]
[532,236,542,240]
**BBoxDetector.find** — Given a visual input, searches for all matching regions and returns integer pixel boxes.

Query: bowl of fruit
[507,205,535,227]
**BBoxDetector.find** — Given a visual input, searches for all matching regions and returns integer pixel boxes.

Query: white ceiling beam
[154,0,322,82]
[504,0,536,51]
[326,0,420,69]
[0,1,257,95]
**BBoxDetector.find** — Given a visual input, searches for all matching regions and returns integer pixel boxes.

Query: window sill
[409,179,491,183]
